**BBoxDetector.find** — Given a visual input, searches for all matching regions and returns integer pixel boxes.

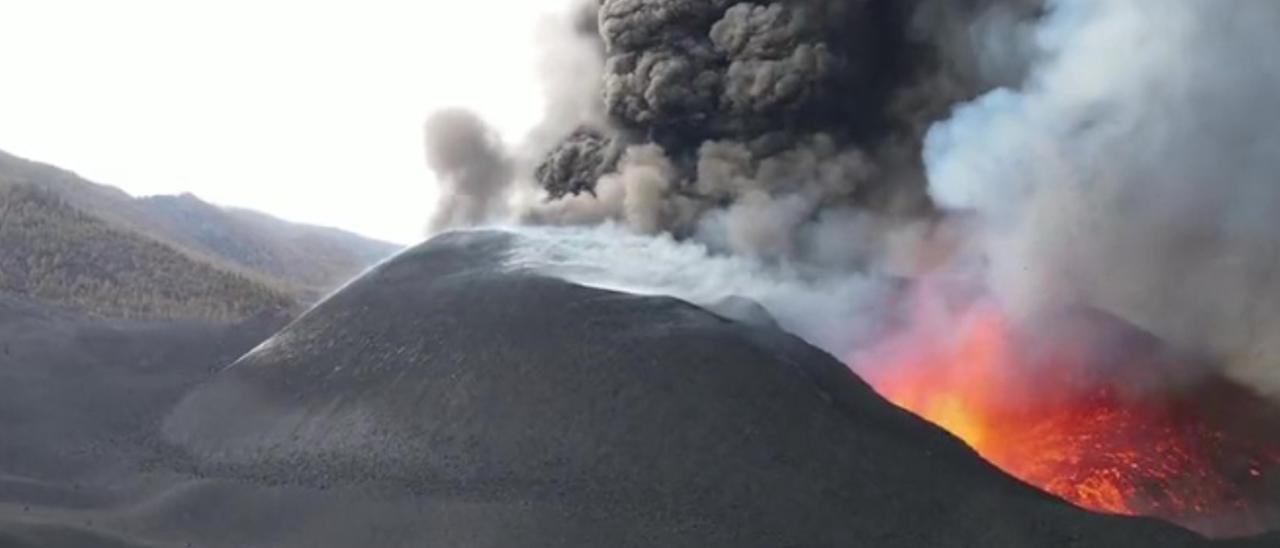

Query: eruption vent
[860,294,1280,537]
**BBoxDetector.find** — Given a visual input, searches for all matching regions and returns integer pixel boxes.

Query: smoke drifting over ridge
[423,109,514,232]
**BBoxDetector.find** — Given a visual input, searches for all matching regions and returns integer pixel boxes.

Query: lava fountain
[856,290,1280,538]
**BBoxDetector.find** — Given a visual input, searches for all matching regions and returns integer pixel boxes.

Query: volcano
[156,229,1275,547]
[4,230,1279,546]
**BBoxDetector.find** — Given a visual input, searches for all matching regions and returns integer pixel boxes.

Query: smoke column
[925,0,1280,398]
[423,109,514,233]
[426,0,1047,259]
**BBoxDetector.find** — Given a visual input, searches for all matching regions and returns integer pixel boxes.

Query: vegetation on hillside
[0,149,399,301]
[0,183,294,321]
[141,194,399,299]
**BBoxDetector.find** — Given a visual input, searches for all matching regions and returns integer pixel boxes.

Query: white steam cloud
[503,224,893,360]
[925,0,1280,396]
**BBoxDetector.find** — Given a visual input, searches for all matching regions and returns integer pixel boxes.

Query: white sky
[0,0,570,244]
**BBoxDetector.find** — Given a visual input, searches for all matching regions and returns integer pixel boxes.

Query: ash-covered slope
[0,294,287,548]
[165,230,1267,547]
[0,294,286,483]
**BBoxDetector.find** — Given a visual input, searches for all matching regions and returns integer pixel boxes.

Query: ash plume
[423,109,513,233]
[423,1,1047,257]
[417,0,1049,304]
[535,128,622,200]
[523,0,610,160]
[491,0,1044,264]
[925,0,1280,398]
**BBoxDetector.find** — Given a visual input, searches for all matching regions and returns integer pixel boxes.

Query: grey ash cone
[162,229,1275,547]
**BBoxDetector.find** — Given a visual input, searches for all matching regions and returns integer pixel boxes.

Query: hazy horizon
[0,0,571,244]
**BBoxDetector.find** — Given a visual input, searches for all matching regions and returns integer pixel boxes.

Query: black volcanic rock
[162,230,1272,547]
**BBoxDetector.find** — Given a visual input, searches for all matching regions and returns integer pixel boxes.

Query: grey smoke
[535,128,623,199]
[421,0,1051,269]
[517,0,1048,262]
[710,3,807,60]
[925,0,1280,397]
[598,0,857,136]
[720,43,834,117]
[423,109,513,234]
[522,144,686,235]
[690,135,882,261]
[524,0,609,159]
[525,133,895,264]
[909,0,1043,92]
[421,0,1043,276]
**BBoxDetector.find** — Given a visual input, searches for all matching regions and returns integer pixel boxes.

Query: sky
[0,0,569,244]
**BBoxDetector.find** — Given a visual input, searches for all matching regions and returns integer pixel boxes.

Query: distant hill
[0,184,294,320]
[0,149,400,319]
[137,194,400,300]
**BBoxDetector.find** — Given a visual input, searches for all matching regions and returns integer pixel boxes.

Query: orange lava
[859,300,1280,536]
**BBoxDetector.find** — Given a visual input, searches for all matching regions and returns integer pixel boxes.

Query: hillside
[0,183,294,320]
[138,195,400,300]
[0,149,400,316]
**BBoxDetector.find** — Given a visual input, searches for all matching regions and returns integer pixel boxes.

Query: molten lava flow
[858,299,1280,537]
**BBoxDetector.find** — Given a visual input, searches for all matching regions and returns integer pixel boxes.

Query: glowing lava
[859,300,1280,537]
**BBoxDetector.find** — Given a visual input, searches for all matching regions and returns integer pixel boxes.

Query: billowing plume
[425,0,1046,260]
[413,0,1043,276]
[523,144,686,235]
[925,0,1280,396]
[423,109,513,233]
[599,0,854,137]
[535,128,622,199]
[519,0,1049,260]
[524,0,609,159]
